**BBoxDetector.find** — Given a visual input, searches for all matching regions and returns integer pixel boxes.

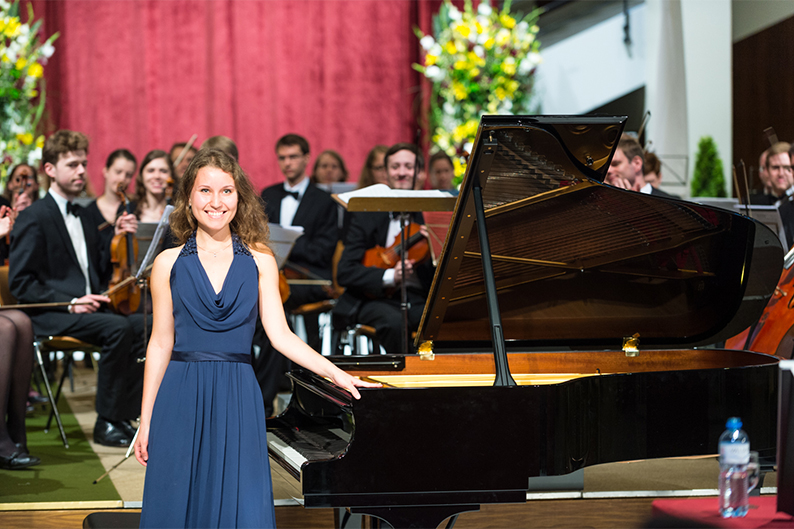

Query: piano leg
[349,504,479,529]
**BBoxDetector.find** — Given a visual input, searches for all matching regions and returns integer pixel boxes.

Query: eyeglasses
[372,165,386,172]
[769,165,793,172]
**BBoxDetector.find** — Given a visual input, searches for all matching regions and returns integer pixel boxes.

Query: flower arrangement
[0,0,56,187]
[415,0,541,186]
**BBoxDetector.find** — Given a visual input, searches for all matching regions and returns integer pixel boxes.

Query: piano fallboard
[267,349,778,509]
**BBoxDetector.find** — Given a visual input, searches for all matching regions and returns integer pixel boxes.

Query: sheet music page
[268,224,303,270]
[336,184,454,205]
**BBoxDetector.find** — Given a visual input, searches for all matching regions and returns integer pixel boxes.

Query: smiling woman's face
[190,166,238,231]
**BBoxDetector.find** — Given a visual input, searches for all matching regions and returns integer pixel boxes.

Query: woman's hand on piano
[329,369,382,399]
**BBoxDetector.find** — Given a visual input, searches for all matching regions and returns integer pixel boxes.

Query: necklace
[196,240,232,258]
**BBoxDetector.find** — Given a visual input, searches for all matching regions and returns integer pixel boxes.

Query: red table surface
[652,496,794,528]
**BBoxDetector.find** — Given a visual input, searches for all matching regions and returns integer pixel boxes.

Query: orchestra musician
[606,134,676,198]
[335,143,434,354]
[83,149,137,260]
[9,130,150,447]
[260,134,338,349]
[751,142,794,248]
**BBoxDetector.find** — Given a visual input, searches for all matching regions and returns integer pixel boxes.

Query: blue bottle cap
[726,417,743,429]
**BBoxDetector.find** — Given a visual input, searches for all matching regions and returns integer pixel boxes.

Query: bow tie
[66,202,80,216]
[283,190,300,201]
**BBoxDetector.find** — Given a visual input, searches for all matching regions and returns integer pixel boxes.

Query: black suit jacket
[336,212,434,302]
[649,187,679,199]
[261,181,337,279]
[9,194,107,335]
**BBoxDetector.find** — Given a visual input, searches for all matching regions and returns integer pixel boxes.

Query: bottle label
[720,442,750,465]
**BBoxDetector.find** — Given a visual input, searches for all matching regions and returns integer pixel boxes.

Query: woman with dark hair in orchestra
[356,145,389,189]
[0,206,39,470]
[311,149,349,184]
[84,150,138,255]
[132,150,174,223]
[134,149,376,527]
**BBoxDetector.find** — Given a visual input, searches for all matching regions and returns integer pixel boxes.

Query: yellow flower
[453,59,468,71]
[484,37,495,50]
[27,89,38,98]
[425,54,437,66]
[502,61,516,76]
[15,57,26,70]
[470,67,480,77]
[495,87,507,101]
[4,17,21,37]
[0,54,9,64]
[496,29,510,47]
[445,41,457,55]
[500,14,516,29]
[453,157,466,177]
[452,81,468,101]
[507,80,520,93]
[455,23,471,39]
[475,20,483,34]
[467,51,485,67]
[28,62,44,78]
[16,133,33,146]
[35,135,45,149]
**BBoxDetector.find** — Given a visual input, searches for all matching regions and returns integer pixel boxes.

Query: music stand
[334,186,457,355]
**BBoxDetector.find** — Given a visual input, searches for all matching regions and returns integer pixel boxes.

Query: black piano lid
[416,115,784,350]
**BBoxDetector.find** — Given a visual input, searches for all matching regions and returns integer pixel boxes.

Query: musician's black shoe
[0,451,41,470]
[115,420,138,441]
[93,418,132,447]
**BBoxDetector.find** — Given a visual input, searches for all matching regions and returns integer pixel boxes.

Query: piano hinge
[418,341,435,360]
[623,333,640,357]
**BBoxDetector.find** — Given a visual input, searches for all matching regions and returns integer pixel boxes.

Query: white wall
[681,0,733,197]
[535,4,646,115]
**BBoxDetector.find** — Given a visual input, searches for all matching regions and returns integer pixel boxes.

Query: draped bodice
[170,232,259,357]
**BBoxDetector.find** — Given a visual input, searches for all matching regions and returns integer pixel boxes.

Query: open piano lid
[416,115,784,350]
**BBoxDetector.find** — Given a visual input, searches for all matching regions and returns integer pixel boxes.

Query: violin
[362,222,430,269]
[107,185,141,315]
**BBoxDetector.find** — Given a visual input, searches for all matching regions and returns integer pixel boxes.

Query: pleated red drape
[29,0,444,193]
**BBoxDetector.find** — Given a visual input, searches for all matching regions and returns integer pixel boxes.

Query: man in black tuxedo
[260,134,338,334]
[335,143,434,354]
[256,134,337,414]
[9,130,147,447]
[607,134,676,199]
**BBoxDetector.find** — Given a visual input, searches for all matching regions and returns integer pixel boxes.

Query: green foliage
[691,136,726,197]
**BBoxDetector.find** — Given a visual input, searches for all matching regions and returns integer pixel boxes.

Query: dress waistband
[170,351,251,364]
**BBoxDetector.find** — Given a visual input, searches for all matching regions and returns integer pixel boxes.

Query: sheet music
[268,224,303,270]
[137,205,174,279]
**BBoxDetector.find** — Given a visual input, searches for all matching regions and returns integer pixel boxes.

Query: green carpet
[0,397,121,504]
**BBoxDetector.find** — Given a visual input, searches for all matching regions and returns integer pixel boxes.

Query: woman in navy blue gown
[134,149,377,528]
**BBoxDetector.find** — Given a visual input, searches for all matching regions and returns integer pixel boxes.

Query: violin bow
[172,134,198,170]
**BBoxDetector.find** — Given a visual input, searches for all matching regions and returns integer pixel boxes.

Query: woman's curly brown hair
[170,148,270,248]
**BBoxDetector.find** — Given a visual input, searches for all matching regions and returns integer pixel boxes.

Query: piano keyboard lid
[416,115,784,351]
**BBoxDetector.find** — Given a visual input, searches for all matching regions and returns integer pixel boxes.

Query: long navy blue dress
[140,233,276,528]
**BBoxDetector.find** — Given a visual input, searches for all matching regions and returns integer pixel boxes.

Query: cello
[106,185,141,315]
[725,246,794,358]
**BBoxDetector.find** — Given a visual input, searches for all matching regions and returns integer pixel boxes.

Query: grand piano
[267,116,784,529]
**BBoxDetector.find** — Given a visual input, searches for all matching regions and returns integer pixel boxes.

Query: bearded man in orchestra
[606,135,675,198]
[335,143,434,354]
[9,130,149,447]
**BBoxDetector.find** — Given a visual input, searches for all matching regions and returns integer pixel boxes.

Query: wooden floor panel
[0,498,656,529]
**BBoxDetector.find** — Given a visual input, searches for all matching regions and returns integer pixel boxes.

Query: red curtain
[28,0,444,194]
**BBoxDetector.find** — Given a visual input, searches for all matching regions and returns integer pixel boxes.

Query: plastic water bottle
[718,417,751,518]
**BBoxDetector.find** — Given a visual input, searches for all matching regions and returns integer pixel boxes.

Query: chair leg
[46,352,73,432]
[34,342,69,448]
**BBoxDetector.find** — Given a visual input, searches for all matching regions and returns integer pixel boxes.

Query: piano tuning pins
[586,156,594,166]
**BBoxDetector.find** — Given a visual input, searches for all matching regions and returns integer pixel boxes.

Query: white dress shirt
[279,177,310,227]
[49,189,91,296]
